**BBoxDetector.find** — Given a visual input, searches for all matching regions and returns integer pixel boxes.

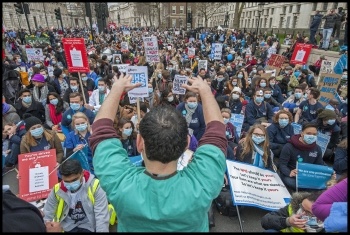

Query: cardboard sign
[297,162,333,190]
[211,43,223,60]
[172,75,188,95]
[226,160,291,211]
[62,38,89,73]
[267,54,286,68]
[121,42,129,52]
[112,54,122,64]
[290,43,313,65]
[261,73,273,80]
[143,36,160,62]
[126,66,149,98]
[320,60,335,75]
[25,48,44,61]
[317,73,342,106]
[198,60,208,71]
[18,149,58,202]
[188,47,195,59]
[333,54,347,75]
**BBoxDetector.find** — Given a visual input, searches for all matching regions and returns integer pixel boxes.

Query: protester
[332,138,348,179]
[85,78,110,113]
[62,77,90,105]
[221,108,239,159]
[14,89,46,123]
[44,92,69,131]
[116,118,139,157]
[282,85,306,117]
[2,95,20,127]
[309,10,324,45]
[31,73,57,106]
[321,9,338,50]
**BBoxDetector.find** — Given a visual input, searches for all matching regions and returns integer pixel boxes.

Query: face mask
[30,127,44,137]
[70,85,78,91]
[116,60,120,63]
[75,123,88,132]
[148,88,153,93]
[123,128,133,137]
[303,134,317,144]
[97,63,101,67]
[50,98,59,106]
[304,93,308,99]
[255,97,264,103]
[98,86,105,92]
[294,71,301,77]
[232,94,240,100]
[23,96,32,103]
[279,119,289,128]
[223,118,229,124]
[342,75,347,80]
[252,134,265,144]
[187,102,198,109]
[195,58,199,61]
[210,67,214,71]
[270,82,276,86]
[17,59,22,63]
[238,63,243,66]
[217,77,224,82]
[52,61,56,64]
[70,103,81,111]
[264,94,271,99]
[260,83,266,87]
[35,64,41,68]
[168,67,173,71]
[81,76,88,81]
[294,92,302,99]
[232,82,237,86]
[238,74,243,79]
[252,69,257,73]
[327,119,336,125]
[167,96,174,102]
[158,74,162,79]
[63,178,82,192]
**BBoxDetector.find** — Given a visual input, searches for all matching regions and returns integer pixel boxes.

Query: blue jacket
[61,107,95,136]
[176,102,206,141]
[229,99,243,114]
[245,101,274,126]
[267,123,295,150]
[270,84,284,104]
[324,202,347,232]
[333,146,347,175]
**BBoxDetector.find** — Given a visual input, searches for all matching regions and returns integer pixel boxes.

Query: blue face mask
[217,77,224,82]
[264,94,271,99]
[75,123,88,132]
[237,74,243,79]
[223,118,229,124]
[260,83,266,87]
[81,76,88,81]
[63,178,82,192]
[70,85,78,91]
[30,127,44,137]
[303,134,317,144]
[23,96,32,103]
[187,102,198,109]
[70,103,81,111]
[327,119,336,125]
[123,128,133,137]
[252,134,265,144]
[279,119,289,128]
[157,74,162,79]
[98,86,105,92]
[148,88,153,93]
[50,98,59,106]
[255,97,264,103]
[294,92,302,99]
[294,71,301,77]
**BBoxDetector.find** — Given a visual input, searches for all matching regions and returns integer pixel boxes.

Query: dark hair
[184,91,197,101]
[305,190,324,202]
[139,105,188,164]
[46,92,64,113]
[59,159,83,176]
[301,122,318,131]
[19,88,31,97]
[69,76,80,84]
[139,102,148,114]
[309,87,320,99]
[117,118,135,139]
[215,96,227,110]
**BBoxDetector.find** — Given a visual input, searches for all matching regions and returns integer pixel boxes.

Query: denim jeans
[280,174,296,191]
[322,28,333,49]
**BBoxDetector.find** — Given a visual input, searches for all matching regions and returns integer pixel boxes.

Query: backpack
[213,187,238,217]
[53,178,117,225]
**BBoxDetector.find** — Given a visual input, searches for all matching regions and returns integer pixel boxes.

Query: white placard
[29,166,49,193]
[47,66,54,77]
[129,96,144,104]
[121,42,129,52]
[320,60,335,74]
[172,75,188,95]
[126,66,149,98]
[123,30,130,35]
[112,64,129,73]
[177,149,194,171]
[226,160,291,211]
[70,49,83,67]
[143,36,160,62]
[212,43,223,60]
[265,69,277,77]
[175,31,180,35]
[26,48,44,61]
[198,60,208,71]
[188,47,195,58]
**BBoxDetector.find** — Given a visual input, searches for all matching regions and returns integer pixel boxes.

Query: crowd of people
[2,8,348,232]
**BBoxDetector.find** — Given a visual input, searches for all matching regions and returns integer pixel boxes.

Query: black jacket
[310,13,323,31]
[14,99,45,123]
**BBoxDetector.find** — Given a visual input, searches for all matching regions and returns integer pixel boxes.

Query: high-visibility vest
[280,204,305,233]
[53,179,117,225]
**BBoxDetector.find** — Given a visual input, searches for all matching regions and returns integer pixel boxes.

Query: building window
[312,3,317,11]
[283,6,286,14]
[286,16,291,28]
[289,5,293,13]
[271,8,274,14]
[179,19,183,27]
[264,18,267,27]
[187,6,191,13]
[333,3,338,9]
[172,18,176,26]
[292,16,297,28]
[269,18,272,28]
[180,6,184,14]
[323,3,328,11]
[279,17,283,28]
[242,12,245,17]
[172,6,176,14]
[296,5,301,13]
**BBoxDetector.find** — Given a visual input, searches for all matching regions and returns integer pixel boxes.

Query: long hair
[46,92,64,114]
[240,124,270,167]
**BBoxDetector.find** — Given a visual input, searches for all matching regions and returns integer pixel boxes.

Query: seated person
[263,87,283,112]
[116,118,139,157]
[14,89,45,124]
[80,72,95,92]
[282,85,306,117]
[85,78,111,113]
[221,108,239,160]
[278,123,325,191]
[294,88,324,125]
[332,139,347,180]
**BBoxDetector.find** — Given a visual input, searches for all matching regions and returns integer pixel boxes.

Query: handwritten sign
[267,54,286,68]
[25,48,44,61]
[18,149,58,202]
[320,60,335,74]
[317,73,342,106]
[297,162,333,190]
[211,43,223,60]
[62,38,89,73]
[143,36,160,62]
[126,66,149,98]
[198,60,208,71]
[112,64,129,73]
[188,47,195,59]
[172,75,188,95]
[226,160,291,211]
[229,114,244,138]
[121,42,129,52]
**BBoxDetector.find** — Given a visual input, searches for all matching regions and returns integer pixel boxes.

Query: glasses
[252,133,265,137]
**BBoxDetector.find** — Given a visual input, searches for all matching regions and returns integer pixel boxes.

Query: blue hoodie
[267,122,295,150]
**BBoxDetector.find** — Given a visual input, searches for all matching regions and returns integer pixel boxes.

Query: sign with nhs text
[127,66,149,98]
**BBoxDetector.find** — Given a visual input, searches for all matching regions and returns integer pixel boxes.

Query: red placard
[267,54,287,68]
[18,149,58,202]
[62,38,89,73]
[290,43,313,65]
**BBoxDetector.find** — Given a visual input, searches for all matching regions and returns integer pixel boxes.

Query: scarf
[252,143,265,168]
[289,134,317,151]
[2,102,10,115]
[48,103,62,126]
[184,103,195,127]
[33,85,49,104]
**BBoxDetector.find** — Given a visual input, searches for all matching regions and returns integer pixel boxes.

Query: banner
[68,146,90,172]
[18,149,58,202]
[226,160,291,211]
[172,75,188,95]
[112,54,122,64]
[198,60,208,71]
[25,48,44,61]
[211,43,223,60]
[126,66,149,98]
[177,149,194,171]
[291,122,302,135]
[297,162,333,190]
[333,54,347,75]
[121,42,129,52]
[62,38,89,73]
[316,132,331,158]
[317,73,342,106]
[290,43,313,65]
[188,47,195,59]
[143,36,160,62]
[229,114,244,138]
[25,36,50,48]
[267,54,286,68]
[112,64,129,73]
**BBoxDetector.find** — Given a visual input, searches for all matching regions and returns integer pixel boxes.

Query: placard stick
[190,58,192,67]
[136,97,141,125]
[77,72,87,104]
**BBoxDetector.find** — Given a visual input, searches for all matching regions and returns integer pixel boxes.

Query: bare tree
[232,3,245,29]
[135,3,151,27]
[196,2,226,28]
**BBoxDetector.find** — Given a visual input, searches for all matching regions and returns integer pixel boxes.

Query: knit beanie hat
[31,74,45,83]
[23,114,42,131]
[318,109,336,120]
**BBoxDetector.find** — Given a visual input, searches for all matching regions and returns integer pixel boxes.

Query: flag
[333,54,348,74]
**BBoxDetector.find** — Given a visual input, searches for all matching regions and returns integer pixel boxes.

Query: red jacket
[314,59,323,68]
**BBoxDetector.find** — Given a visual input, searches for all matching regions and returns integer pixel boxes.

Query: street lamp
[256,3,264,36]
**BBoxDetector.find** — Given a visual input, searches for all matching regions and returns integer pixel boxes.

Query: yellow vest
[280,204,305,233]
[53,179,117,225]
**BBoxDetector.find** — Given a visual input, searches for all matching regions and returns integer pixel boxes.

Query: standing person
[89,74,227,232]
[321,9,338,50]
[309,10,323,45]
[331,7,346,39]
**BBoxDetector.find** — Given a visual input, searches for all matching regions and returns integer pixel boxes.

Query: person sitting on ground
[14,89,45,124]
[44,92,69,131]
[332,138,347,180]
[308,55,325,76]
[116,118,139,157]
[282,85,307,117]
[85,78,110,113]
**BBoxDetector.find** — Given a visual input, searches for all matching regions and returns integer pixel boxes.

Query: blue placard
[291,122,302,135]
[68,145,90,173]
[229,113,244,138]
[129,155,143,167]
[333,54,347,75]
[297,162,333,189]
[316,132,331,158]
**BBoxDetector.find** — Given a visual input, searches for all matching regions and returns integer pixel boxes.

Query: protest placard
[18,149,58,202]
[129,96,144,104]
[112,54,122,64]
[296,162,333,190]
[229,114,244,138]
[198,60,208,71]
[175,31,180,35]
[126,66,149,98]
[143,36,160,62]
[177,149,194,171]
[333,53,347,75]
[291,122,302,135]
[172,75,188,95]
[261,72,273,80]
[123,30,131,35]
[62,38,89,73]
[316,132,331,158]
[211,43,223,60]
[320,60,335,75]
[112,64,129,73]
[290,43,313,65]
[47,66,54,77]
[25,36,50,48]
[121,42,129,52]
[226,160,291,211]
[266,54,286,68]
[265,69,278,77]
[66,145,90,172]
[188,47,195,59]
[317,73,342,106]
[26,48,44,61]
